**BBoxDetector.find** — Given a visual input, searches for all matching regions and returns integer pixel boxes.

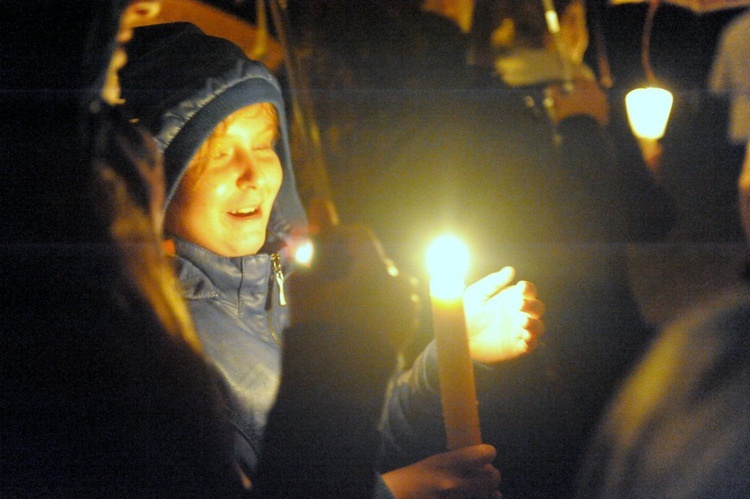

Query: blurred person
[576,82,750,494]
[0,1,247,496]
[120,22,545,498]
[708,8,750,150]
[575,288,750,498]
[576,162,750,494]
[704,7,750,242]
[475,0,591,86]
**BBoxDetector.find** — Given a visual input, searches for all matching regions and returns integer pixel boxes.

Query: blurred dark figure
[708,8,750,153]
[568,111,750,496]
[577,35,750,485]
[705,7,750,242]
[0,2,245,496]
[647,6,749,244]
[292,1,674,497]
[576,287,750,498]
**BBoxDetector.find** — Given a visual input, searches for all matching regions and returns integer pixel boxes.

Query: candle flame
[625,87,673,140]
[427,235,469,301]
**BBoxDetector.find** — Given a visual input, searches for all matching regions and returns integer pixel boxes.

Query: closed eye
[213,147,233,160]
[252,139,277,152]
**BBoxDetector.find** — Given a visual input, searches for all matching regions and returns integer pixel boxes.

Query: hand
[288,199,420,354]
[463,267,545,364]
[382,444,502,499]
[545,78,609,127]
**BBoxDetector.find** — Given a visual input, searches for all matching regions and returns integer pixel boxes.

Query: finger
[521,332,540,352]
[520,297,546,318]
[515,280,537,298]
[307,197,339,235]
[454,464,502,495]
[449,444,498,467]
[469,267,516,301]
[522,316,545,337]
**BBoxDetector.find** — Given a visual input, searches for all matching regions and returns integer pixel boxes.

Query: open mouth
[228,206,261,219]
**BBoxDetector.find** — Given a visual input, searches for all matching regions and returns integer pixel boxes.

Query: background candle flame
[625,86,674,139]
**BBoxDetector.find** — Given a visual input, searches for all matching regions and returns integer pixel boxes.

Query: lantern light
[625,86,674,140]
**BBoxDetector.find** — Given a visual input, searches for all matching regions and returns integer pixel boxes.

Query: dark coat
[328,75,674,498]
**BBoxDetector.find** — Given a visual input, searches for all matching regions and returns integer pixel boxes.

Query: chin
[231,242,265,257]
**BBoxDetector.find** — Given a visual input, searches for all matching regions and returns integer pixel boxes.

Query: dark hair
[93,106,202,350]
[0,3,243,494]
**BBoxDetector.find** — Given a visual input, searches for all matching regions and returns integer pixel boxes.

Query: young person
[121,22,545,498]
[2,2,410,495]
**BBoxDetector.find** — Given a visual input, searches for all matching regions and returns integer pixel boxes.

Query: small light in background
[625,86,674,140]
[293,239,314,268]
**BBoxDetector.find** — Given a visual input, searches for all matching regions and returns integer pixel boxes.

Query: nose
[236,158,266,190]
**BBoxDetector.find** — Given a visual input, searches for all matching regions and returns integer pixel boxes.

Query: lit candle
[625,86,673,140]
[426,235,482,450]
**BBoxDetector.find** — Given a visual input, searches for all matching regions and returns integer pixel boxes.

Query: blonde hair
[94,115,202,353]
[186,102,279,184]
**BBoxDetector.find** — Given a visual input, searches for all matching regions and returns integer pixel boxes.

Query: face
[102,1,162,105]
[165,103,283,257]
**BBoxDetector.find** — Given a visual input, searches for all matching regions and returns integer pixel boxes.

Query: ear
[560,0,589,65]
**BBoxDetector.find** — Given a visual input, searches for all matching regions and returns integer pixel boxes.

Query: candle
[625,86,673,140]
[427,235,482,450]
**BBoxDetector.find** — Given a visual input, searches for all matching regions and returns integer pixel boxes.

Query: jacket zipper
[271,253,286,306]
[266,253,285,344]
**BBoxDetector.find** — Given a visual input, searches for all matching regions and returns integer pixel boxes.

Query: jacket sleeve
[252,322,398,498]
[377,340,497,472]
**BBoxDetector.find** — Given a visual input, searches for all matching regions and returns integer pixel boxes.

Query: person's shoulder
[719,9,750,46]
[664,286,750,358]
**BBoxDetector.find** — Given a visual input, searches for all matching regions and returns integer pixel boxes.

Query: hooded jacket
[121,21,307,476]
[119,23,478,495]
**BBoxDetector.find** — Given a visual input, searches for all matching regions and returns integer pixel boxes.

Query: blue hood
[120,22,306,252]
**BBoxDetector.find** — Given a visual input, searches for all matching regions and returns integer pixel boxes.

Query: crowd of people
[2,0,749,498]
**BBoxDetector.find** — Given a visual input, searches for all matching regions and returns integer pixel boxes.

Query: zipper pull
[271,253,286,306]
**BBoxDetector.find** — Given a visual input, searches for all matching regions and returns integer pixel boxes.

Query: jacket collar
[171,237,272,307]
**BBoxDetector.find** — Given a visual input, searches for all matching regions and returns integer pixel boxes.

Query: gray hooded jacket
[120,22,470,497]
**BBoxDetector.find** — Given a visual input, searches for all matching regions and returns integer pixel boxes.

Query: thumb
[452,444,498,466]
[468,266,516,301]
[307,197,339,235]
